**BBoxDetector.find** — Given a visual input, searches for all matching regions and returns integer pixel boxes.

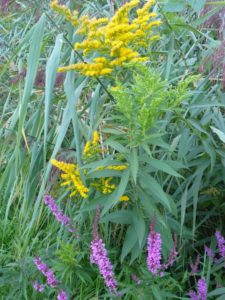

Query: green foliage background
[1,0,225,299]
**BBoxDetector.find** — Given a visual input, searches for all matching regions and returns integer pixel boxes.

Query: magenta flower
[43,195,75,232]
[190,255,200,276]
[90,238,117,294]
[90,207,117,294]
[33,281,45,292]
[189,278,207,300]
[204,246,215,260]
[215,231,225,258]
[147,217,162,275]
[33,257,59,287]
[57,289,68,300]
[198,278,207,300]
[189,290,198,300]
[164,234,178,270]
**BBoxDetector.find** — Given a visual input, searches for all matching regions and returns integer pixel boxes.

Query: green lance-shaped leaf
[44,33,63,155]
[16,15,46,168]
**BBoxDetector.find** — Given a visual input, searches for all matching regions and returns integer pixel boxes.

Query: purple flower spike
[189,290,198,300]
[164,234,178,270]
[57,289,68,300]
[189,278,207,300]
[33,257,59,287]
[44,195,76,232]
[215,231,225,258]
[147,217,162,275]
[90,238,117,294]
[33,281,45,292]
[190,255,200,276]
[198,278,207,300]
[204,246,215,260]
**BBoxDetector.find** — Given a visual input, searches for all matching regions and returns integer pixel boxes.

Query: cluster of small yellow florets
[97,165,128,171]
[83,131,100,160]
[91,177,116,194]
[51,0,161,76]
[91,178,129,201]
[51,131,129,201]
[51,159,89,198]
[50,0,78,26]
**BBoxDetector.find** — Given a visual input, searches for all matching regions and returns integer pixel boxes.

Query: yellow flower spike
[93,57,108,64]
[51,159,89,198]
[150,35,161,42]
[50,0,78,26]
[100,68,113,75]
[107,165,128,171]
[83,131,100,159]
[93,131,100,146]
[120,195,129,201]
[53,0,161,76]
[83,141,91,156]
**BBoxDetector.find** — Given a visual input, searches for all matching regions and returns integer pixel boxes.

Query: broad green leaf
[16,15,46,167]
[132,207,146,247]
[44,33,63,152]
[139,173,172,212]
[180,187,188,236]
[165,35,175,80]
[121,225,137,261]
[202,139,216,173]
[141,157,183,178]
[130,241,141,264]
[187,0,205,12]
[211,126,225,143]
[163,0,186,12]
[105,139,128,153]
[100,210,133,224]
[101,170,130,216]
[129,148,138,184]
[208,288,225,296]
[152,286,163,300]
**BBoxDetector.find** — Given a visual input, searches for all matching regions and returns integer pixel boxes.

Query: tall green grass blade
[44,33,63,157]
[15,15,46,169]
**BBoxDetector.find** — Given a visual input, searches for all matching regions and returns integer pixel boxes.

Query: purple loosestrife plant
[189,278,207,300]
[146,217,162,275]
[215,231,225,258]
[164,234,178,270]
[33,281,45,292]
[44,195,75,232]
[57,289,68,300]
[190,255,200,276]
[198,278,207,300]
[189,291,198,300]
[33,257,59,287]
[90,207,117,294]
[204,246,215,260]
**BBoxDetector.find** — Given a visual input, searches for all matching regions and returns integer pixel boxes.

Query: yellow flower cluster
[91,177,116,194]
[83,131,100,159]
[52,0,161,76]
[97,165,128,171]
[50,0,78,26]
[58,58,113,77]
[91,178,129,201]
[119,195,129,201]
[51,159,89,198]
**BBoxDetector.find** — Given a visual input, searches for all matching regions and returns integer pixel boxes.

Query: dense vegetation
[1,0,225,299]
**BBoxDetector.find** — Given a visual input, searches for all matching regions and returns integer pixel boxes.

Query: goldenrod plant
[1,0,225,299]
[51,0,161,76]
